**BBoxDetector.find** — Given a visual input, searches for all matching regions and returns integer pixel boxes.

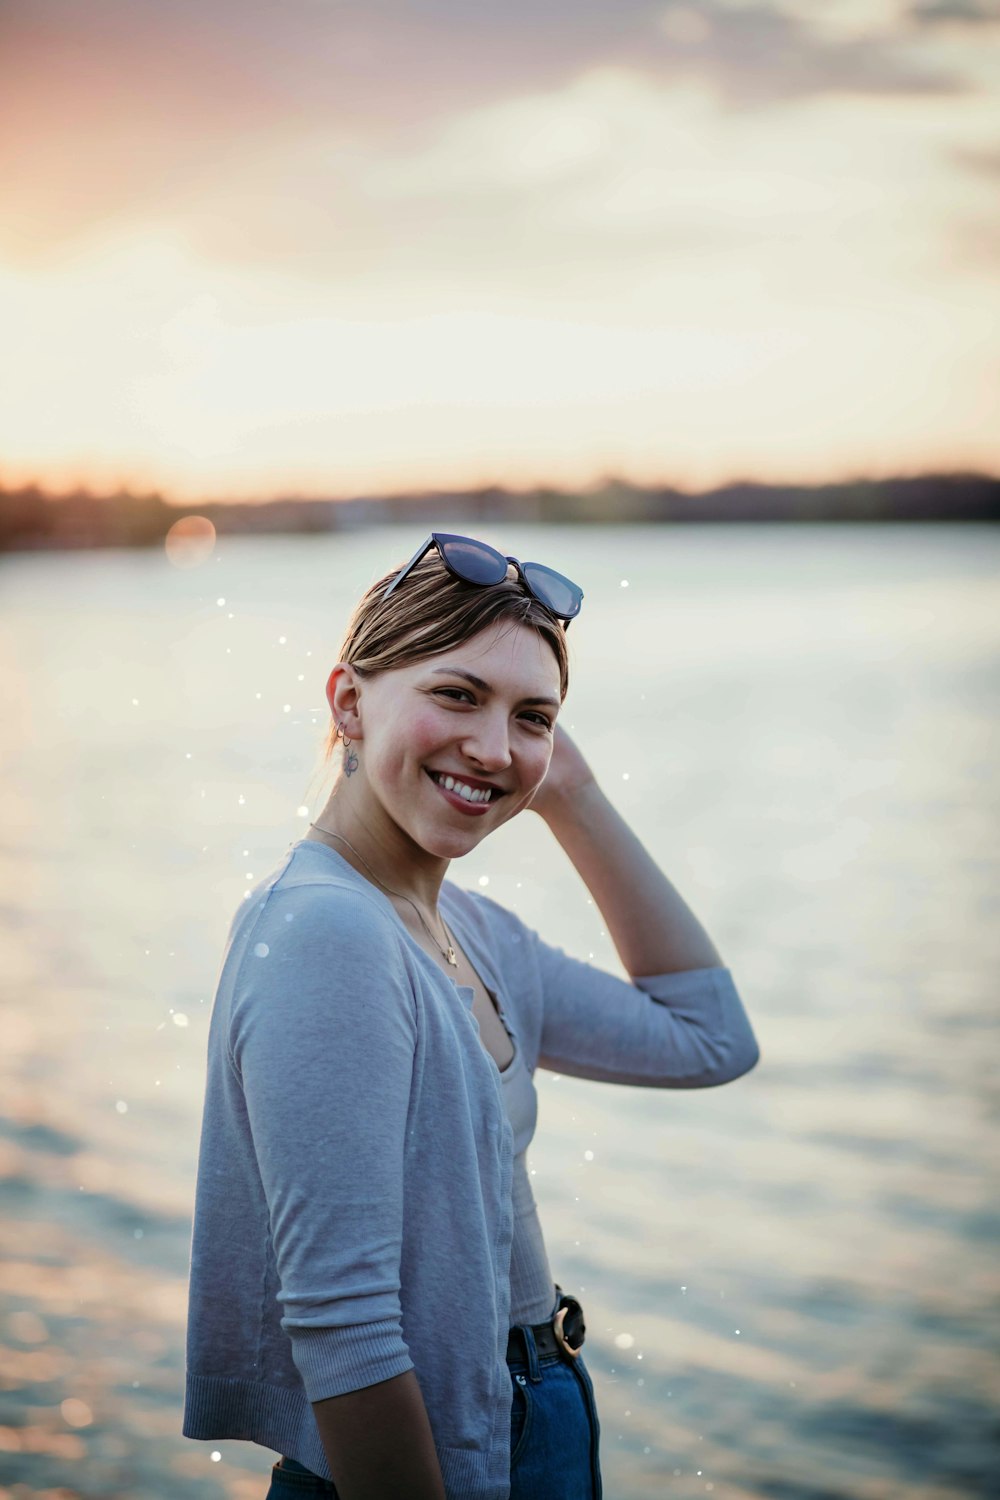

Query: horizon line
[4,465,999,509]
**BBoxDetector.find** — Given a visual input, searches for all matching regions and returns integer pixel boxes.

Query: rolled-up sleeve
[529,927,760,1089]
[228,886,417,1401]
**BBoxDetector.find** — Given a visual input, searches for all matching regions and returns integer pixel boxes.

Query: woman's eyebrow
[429,666,560,709]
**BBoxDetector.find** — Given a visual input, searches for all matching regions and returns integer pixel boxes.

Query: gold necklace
[309,823,459,967]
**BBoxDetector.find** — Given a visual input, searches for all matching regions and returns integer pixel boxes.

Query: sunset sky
[2,0,999,501]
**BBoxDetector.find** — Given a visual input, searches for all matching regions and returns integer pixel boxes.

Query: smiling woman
[181,533,760,1500]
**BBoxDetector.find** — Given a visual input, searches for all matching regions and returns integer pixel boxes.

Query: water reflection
[1,525,997,1497]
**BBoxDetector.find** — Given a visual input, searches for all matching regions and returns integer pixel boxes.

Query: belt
[507,1289,586,1363]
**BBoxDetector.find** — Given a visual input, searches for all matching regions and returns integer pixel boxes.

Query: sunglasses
[382,533,584,627]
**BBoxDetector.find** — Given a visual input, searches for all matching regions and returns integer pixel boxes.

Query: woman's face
[346,621,563,860]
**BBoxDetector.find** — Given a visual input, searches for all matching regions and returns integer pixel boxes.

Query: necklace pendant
[446,946,458,966]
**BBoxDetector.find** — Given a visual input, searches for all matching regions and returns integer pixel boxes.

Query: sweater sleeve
[228,884,418,1402]
[508,906,760,1088]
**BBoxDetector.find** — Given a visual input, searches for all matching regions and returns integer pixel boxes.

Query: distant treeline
[1,472,998,552]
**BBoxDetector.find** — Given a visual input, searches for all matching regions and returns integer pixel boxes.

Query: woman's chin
[427,831,485,860]
[407,819,489,860]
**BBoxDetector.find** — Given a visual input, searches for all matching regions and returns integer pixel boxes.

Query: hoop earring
[336,720,353,749]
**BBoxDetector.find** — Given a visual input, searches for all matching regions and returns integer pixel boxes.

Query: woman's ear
[325,662,363,738]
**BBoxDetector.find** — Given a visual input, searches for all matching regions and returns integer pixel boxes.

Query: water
[1,524,997,1498]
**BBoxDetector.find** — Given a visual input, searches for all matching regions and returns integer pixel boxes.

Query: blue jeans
[507,1322,603,1499]
[264,1325,602,1498]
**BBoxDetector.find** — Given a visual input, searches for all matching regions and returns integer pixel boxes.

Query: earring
[337,720,353,748]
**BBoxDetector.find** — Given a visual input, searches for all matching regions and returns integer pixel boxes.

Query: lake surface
[1,523,997,1499]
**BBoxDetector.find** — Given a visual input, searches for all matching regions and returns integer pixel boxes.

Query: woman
[183,532,760,1500]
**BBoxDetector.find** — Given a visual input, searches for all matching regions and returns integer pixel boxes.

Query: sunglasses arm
[382,536,435,599]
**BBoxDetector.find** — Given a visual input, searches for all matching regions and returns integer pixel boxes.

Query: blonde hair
[320,550,571,771]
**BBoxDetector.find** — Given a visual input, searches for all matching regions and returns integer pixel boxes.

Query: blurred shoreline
[2,470,999,552]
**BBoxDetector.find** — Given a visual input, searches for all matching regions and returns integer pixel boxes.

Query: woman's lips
[424,768,494,816]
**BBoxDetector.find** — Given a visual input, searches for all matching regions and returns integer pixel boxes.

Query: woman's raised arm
[529,725,725,978]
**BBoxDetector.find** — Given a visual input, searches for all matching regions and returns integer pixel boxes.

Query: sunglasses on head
[381,533,584,628]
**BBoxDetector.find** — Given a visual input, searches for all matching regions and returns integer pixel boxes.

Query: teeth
[430,771,494,803]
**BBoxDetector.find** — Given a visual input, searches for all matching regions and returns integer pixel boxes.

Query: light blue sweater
[183,839,759,1497]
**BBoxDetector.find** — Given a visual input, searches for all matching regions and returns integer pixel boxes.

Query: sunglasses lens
[438,535,508,586]
[521,562,582,619]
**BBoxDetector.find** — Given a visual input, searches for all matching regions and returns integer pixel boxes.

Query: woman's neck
[305,794,449,916]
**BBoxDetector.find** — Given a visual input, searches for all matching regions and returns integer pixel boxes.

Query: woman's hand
[527,722,598,823]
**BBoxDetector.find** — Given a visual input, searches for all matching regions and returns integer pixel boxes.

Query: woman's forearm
[312,1369,446,1500]
[540,779,724,977]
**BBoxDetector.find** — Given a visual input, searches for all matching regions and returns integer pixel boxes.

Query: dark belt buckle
[552,1293,585,1359]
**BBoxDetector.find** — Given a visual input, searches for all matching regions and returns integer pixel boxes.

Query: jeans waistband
[507,1288,586,1373]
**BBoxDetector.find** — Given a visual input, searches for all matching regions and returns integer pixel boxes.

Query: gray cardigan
[183,839,759,1497]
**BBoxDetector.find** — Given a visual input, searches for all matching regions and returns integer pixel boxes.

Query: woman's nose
[462,714,512,770]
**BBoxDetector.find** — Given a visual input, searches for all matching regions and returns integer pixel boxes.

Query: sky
[1,0,999,501]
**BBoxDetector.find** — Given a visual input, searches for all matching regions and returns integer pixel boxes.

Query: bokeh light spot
[61,1398,93,1428]
[164,514,216,568]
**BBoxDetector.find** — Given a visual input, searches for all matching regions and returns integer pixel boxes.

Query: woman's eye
[434,688,551,730]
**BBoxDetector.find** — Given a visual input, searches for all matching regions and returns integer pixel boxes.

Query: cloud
[909,1,1000,23]
[0,0,974,259]
[950,143,1000,176]
[647,1,966,109]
